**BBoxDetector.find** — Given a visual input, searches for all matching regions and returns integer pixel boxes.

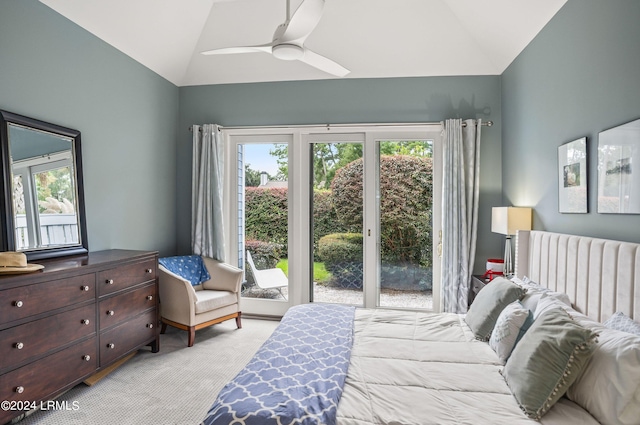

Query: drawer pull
[107,310,115,316]
[14,300,23,308]
[83,355,91,361]
[82,319,90,325]
[15,342,24,350]
[107,343,115,349]
[147,323,154,329]
[105,279,114,285]
[15,386,24,394]
[81,285,90,291]
[146,295,153,301]
[145,268,153,274]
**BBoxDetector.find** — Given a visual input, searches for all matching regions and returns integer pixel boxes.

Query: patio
[242,283,433,310]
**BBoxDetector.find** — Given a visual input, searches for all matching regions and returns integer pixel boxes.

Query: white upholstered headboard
[515,230,640,323]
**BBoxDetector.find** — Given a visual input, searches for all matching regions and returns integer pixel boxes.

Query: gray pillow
[502,308,598,420]
[464,276,526,341]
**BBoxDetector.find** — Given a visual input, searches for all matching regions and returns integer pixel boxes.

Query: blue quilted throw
[158,255,210,286]
[202,303,356,425]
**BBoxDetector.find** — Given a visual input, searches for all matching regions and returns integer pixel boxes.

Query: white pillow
[517,276,572,311]
[567,327,640,425]
[533,292,572,320]
[605,311,640,336]
[489,301,531,363]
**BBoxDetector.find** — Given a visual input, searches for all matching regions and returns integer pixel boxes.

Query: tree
[244,164,263,187]
[269,144,289,181]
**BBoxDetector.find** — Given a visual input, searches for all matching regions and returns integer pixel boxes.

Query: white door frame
[224,124,442,316]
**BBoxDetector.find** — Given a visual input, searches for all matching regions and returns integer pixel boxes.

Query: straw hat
[0,251,44,274]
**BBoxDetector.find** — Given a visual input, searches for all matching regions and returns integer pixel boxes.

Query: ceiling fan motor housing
[272,44,304,60]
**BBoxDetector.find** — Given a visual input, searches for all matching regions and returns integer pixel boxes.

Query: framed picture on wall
[597,118,640,214]
[558,137,587,213]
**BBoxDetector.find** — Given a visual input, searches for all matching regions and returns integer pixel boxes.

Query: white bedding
[336,309,599,425]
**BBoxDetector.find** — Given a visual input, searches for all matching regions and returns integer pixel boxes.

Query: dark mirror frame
[0,110,88,260]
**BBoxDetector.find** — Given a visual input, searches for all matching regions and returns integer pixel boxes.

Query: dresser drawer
[0,337,96,424]
[100,309,157,366]
[0,304,96,372]
[0,274,96,326]
[99,283,156,331]
[97,259,156,296]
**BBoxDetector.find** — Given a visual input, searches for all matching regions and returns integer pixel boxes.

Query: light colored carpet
[15,318,279,425]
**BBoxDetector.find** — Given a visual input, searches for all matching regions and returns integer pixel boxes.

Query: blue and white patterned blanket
[202,303,356,425]
[158,255,210,286]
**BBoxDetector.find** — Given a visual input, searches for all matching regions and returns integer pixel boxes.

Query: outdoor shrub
[331,155,433,269]
[313,189,346,249]
[317,233,363,263]
[245,187,288,255]
[318,233,363,288]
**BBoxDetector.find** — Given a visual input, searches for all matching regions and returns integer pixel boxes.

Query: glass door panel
[237,141,289,303]
[376,140,434,309]
[310,141,364,306]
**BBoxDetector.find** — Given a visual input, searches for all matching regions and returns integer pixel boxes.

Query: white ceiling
[39,0,566,87]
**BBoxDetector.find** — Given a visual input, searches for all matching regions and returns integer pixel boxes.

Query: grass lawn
[276,259,331,283]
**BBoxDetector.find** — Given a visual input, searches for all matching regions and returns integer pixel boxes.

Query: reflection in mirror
[0,110,88,260]
[9,123,79,249]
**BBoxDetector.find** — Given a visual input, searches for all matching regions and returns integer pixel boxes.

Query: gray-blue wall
[502,0,640,242]
[178,77,503,271]
[0,0,179,255]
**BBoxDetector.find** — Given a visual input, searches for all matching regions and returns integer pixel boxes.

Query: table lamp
[491,207,532,277]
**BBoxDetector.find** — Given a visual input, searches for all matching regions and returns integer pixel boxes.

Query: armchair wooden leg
[188,326,196,347]
[236,311,242,329]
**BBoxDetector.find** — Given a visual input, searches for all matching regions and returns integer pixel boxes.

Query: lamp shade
[491,207,532,236]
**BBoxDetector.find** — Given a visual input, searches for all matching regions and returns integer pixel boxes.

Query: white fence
[15,213,78,249]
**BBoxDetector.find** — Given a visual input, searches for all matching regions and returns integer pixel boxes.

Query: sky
[244,143,282,176]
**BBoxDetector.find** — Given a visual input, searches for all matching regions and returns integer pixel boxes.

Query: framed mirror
[1,110,88,260]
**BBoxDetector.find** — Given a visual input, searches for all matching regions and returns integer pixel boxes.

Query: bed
[202,230,640,425]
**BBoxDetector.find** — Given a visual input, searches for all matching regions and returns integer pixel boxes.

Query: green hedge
[244,155,433,290]
[245,187,288,255]
[332,155,433,268]
[318,233,363,288]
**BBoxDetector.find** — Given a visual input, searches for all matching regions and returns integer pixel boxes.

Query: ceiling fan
[201,0,349,77]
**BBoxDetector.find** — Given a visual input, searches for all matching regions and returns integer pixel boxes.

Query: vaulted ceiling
[39,0,566,87]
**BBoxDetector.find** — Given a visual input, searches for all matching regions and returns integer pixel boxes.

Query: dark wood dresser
[0,249,159,424]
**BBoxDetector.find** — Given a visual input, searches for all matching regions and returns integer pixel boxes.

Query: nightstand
[468,274,489,306]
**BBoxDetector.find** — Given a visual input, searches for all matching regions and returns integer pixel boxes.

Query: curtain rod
[189,120,493,132]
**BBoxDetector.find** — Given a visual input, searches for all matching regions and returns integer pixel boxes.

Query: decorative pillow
[604,311,640,336]
[489,301,531,363]
[567,327,640,425]
[501,307,598,420]
[159,255,211,286]
[521,276,572,308]
[533,292,571,320]
[464,276,526,341]
[520,290,544,313]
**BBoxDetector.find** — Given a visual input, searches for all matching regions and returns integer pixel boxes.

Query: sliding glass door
[308,130,441,310]
[376,139,435,309]
[309,137,364,305]
[225,125,442,316]
[228,134,292,317]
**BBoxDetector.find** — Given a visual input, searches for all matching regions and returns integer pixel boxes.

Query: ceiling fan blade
[201,44,272,55]
[279,0,325,44]
[299,48,350,77]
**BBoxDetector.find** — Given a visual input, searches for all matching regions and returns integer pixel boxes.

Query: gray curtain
[191,124,225,261]
[441,118,482,313]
